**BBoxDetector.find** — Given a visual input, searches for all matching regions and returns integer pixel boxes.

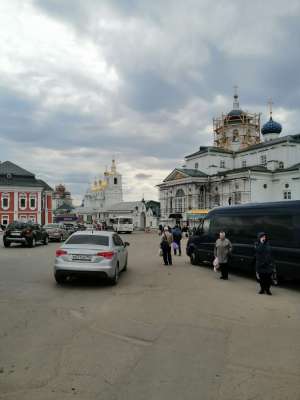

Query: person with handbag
[214,231,232,280]
[160,226,173,266]
[172,224,182,256]
[255,232,274,295]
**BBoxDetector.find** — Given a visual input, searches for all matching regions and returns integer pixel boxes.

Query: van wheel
[190,251,197,265]
[3,240,11,248]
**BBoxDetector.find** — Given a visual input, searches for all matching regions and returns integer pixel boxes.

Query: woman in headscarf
[255,232,274,295]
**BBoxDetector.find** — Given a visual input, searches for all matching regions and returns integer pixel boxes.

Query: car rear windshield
[7,222,29,229]
[66,235,109,246]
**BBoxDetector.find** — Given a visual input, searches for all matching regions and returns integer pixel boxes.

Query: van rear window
[66,235,109,246]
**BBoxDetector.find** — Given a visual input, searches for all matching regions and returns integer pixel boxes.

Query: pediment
[164,169,188,182]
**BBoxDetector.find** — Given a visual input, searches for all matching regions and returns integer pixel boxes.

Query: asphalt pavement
[0,231,299,400]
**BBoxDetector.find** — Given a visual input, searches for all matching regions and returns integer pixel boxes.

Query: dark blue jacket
[172,227,182,242]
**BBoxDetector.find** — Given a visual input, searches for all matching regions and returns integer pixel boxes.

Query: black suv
[3,221,49,248]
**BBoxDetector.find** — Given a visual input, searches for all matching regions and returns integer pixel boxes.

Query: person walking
[160,226,173,266]
[214,231,232,280]
[172,224,182,256]
[255,232,274,295]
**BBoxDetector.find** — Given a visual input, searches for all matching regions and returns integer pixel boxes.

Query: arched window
[279,162,284,169]
[19,193,27,210]
[1,193,9,210]
[29,194,37,210]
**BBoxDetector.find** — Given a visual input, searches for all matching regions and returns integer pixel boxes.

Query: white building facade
[76,160,160,229]
[77,160,123,222]
[158,93,300,225]
[105,201,159,230]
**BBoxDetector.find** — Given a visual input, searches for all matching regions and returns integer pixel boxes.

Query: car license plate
[72,255,92,262]
[11,232,21,236]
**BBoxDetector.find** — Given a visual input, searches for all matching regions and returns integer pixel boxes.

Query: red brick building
[0,161,53,226]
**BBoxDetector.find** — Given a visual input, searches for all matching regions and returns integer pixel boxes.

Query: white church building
[158,92,300,225]
[76,160,159,229]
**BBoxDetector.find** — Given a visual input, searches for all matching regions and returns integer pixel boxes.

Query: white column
[14,191,18,220]
[37,191,42,224]
[45,193,48,225]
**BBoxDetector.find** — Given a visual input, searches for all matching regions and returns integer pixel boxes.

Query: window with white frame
[242,160,247,168]
[195,162,199,169]
[283,191,291,200]
[29,215,36,222]
[19,194,27,210]
[260,154,267,166]
[19,215,27,221]
[279,161,284,169]
[175,189,185,213]
[29,195,36,210]
[220,160,225,168]
[1,193,9,210]
[1,215,9,225]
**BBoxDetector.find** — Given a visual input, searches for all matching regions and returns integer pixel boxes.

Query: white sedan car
[54,231,129,285]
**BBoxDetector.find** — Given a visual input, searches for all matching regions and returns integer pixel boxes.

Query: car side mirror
[124,242,130,247]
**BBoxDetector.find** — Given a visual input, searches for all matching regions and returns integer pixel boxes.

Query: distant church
[76,160,160,229]
[158,90,300,225]
[78,159,123,219]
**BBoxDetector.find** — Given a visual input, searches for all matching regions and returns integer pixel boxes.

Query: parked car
[63,223,76,235]
[54,231,129,285]
[3,221,49,248]
[75,223,86,231]
[186,200,300,281]
[44,223,68,242]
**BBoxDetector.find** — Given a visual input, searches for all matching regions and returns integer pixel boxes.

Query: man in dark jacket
[172,225,182,256]
[255,232,274,295]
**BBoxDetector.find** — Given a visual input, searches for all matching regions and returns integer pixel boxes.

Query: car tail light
[96,251,115,259]
[56,249,68,257]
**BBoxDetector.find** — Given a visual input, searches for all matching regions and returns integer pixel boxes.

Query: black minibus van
[186,201,300,281]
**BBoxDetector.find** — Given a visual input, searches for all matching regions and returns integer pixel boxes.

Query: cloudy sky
[1,1,300,204]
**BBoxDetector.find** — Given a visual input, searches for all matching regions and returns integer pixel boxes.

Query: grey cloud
[2,0,300,202]
[135,173,152,180]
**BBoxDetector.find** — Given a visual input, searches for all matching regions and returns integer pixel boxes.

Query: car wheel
[190,250,197,265]
[29,237,36,248]
[43,236,49,245]
[54,271,67,284]
[3,240,11,248]
[123,256,128,271]
[110,264,120,285]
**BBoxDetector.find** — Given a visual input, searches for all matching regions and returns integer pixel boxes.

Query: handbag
[172,242,179,250]
[213,257,220,272]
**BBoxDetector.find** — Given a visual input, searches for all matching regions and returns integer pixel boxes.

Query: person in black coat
[255,232,274,295]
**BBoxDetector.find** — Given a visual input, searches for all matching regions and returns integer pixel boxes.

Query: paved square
[0,232,299,399]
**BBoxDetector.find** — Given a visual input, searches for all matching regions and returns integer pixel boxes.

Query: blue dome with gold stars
[261,116,282,135]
